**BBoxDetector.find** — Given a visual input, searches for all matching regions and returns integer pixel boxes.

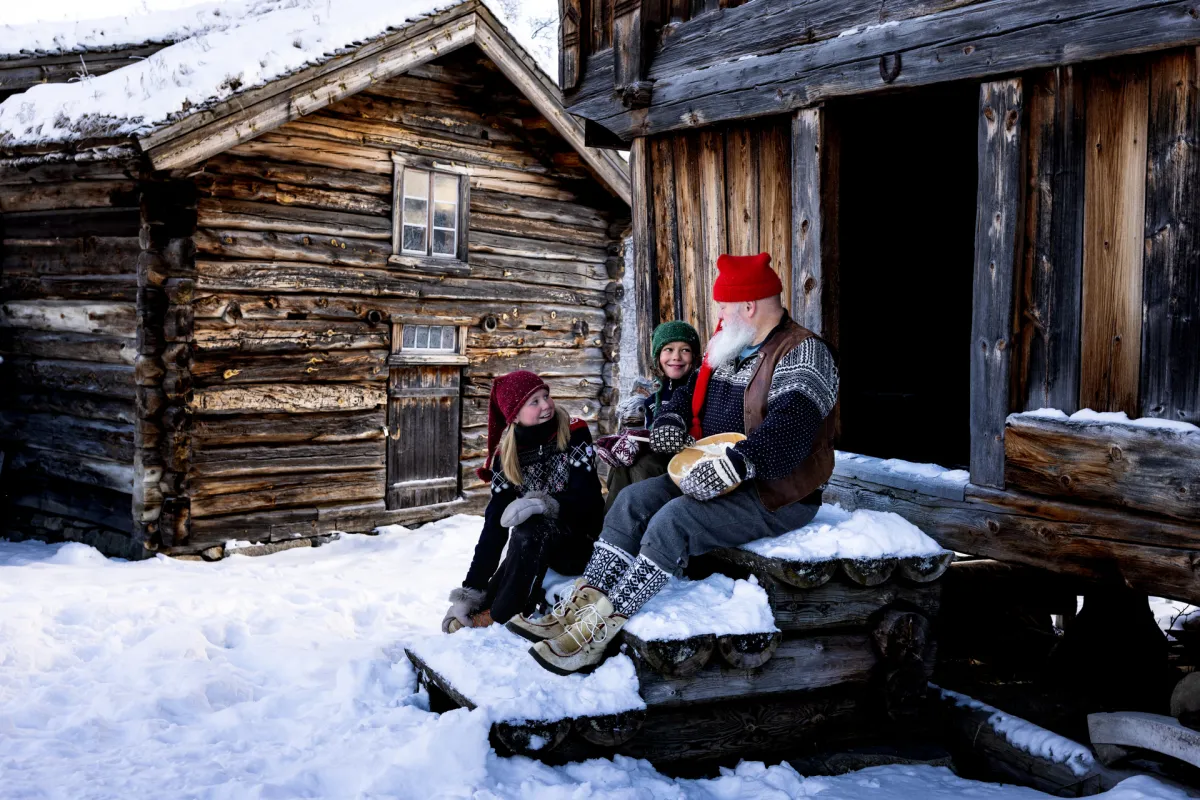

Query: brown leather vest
[743,319,836,512]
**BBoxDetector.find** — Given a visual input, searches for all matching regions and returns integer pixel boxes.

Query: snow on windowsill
[938,685,1096,777]
[1014,408,1200,435]
[741,504,949,563]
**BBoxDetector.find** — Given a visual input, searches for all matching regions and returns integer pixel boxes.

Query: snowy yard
[0,515,1193,799]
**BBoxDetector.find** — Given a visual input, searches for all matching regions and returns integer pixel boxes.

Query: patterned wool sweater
[463,419,602,591]
[653,315,839,481]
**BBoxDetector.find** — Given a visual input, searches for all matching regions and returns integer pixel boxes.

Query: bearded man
[518,252,840,675]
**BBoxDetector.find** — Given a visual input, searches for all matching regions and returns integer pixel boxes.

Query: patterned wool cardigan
[462,418,602,591]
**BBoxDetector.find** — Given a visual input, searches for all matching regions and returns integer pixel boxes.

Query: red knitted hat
[480,370,549,479]
[712,252,783,302]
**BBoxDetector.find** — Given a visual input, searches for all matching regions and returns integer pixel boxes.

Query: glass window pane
[429,326,444,349]
[433,173,458,203]
[441,326,456,351]
[402,225,426,253]
[433,202,456,229]
[432,228,456,256]
[404,197,428,226]
[416,326,431,349]
[403,169,429,200]
[403,325,416,349]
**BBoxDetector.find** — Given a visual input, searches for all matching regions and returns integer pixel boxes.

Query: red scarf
[689,321,721,440]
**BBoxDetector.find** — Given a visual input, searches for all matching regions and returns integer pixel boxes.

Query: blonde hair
[499,406,571,487]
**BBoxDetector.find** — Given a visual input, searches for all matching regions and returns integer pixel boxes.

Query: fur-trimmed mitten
[521,490,559,519]
[442,586,487,633]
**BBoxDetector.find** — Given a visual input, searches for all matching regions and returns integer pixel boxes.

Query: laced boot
[528,588,627,675]
[506,578,587,642]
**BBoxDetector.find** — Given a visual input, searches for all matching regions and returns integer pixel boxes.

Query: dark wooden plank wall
[0,158,145,558]
[581,0,752,58]
[181,50,627,550]
[0,45,168,100]
[644,116,791,342]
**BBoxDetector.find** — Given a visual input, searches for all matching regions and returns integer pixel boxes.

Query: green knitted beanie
[651,320,701,367]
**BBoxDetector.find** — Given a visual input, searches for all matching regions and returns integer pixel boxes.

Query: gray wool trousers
[600,474,820,576]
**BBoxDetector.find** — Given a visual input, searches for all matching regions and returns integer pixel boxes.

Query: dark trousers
[485,519,593,623]
[601,474,820,576]
[603,451,672,514]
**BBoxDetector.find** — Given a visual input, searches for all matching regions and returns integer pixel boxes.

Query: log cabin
[0,0,631,559]
[557,1,1200,612]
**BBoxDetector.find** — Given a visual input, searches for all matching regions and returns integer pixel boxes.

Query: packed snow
[545,570,776,642]
[743,504,950,562]
[1016,408,1200,435]
[406,625,644,723]
[938,686,1096,777]
[0,0,561,146]
[2,513,1195,798]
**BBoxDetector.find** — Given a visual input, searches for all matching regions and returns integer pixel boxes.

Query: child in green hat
[597,320,701,513]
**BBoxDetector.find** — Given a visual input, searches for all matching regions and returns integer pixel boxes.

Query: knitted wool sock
[608,554,671,618]
[582,540,635,595]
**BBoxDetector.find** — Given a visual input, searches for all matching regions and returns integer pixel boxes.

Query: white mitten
[442,586,486,633]
[500,496,548,528]
[680,451,742,501]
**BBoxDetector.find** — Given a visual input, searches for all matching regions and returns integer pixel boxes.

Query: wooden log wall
[0,45,169,101]
[0,156,146,558]
[637,116,791,341]
[1012,49,1200,427]
[180,50,628,551]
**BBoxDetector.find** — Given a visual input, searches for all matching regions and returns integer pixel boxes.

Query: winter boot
[529,588,627,675]
[506,578,587,643]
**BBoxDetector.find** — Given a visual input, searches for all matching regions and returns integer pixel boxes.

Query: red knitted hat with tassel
[712,252,782,302]
[478,370,548,480]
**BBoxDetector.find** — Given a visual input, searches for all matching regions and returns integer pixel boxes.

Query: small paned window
[391,154,470,275]
[401,324,458,353]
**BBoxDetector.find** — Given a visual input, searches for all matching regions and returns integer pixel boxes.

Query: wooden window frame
[388,320,469,366]
[390,153,471,277]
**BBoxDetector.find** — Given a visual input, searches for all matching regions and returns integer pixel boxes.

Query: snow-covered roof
[0,0,291,61]
[0,0,462,146]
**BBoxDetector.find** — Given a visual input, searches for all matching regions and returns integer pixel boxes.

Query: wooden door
[387,365,461,509]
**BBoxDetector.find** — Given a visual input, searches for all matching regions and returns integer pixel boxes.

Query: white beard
[704,313,757,368]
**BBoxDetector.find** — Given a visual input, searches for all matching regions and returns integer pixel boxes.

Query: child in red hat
[442,370,603,633]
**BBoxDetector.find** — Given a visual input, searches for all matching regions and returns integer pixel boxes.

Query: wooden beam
[1017,66,1086,413]
[824,474,1200,604]
[1081,61,1149,416]
[570,0,1200,141]
[142,16,479,170]
[611,0,655,107]
[559,0,586,91]
[970,79,1024,489]
[1142,49,1200,427]
[791,106,829,334]
[472,9,631,206]
[1004,413,1200,524]
[629,137,657,376]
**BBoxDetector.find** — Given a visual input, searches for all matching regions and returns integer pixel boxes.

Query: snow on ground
[1,514,1193,799]
[1151,596,1200,632]
[938,686,1096,777]
[1016,408,1200,435]
[0,0,560,147]
[743,504,949,562]
[407,625,644,723]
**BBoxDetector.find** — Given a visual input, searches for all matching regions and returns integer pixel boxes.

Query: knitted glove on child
[442,586,487,633]
[650,424,694,454]
[680,451,743,501]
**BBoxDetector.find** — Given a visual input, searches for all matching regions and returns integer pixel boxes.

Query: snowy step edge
[713,547,954,589]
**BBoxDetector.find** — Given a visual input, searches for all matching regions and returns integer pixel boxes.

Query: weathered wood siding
[639,116,791,341]
[0,157,145,558]
[179,49,627,551]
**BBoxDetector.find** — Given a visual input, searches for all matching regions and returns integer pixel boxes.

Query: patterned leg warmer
[609,554,671,618]
[582,540,635,595]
